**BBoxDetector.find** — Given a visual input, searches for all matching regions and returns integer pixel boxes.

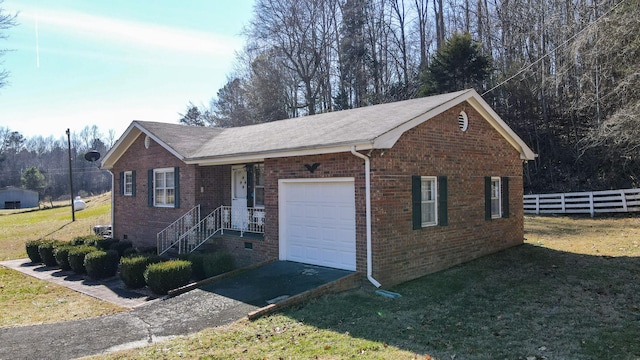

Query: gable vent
[458,111,469,132]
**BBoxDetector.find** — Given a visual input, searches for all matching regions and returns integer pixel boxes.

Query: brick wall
[111,100,526,287]
[368,103,525,286]
[111,134,198,248]
[263,153,368,269]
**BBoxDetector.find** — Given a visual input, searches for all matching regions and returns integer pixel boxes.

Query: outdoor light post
[66,128,75,221]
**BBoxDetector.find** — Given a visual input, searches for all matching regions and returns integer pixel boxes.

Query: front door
[231,165,248,230]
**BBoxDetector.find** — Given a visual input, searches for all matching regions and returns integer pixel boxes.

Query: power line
[482,0,628,96]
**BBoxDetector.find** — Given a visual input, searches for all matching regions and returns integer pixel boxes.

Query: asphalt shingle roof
[102,89,535,168]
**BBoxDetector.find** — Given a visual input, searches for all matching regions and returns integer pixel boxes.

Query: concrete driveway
[0,261,356,359]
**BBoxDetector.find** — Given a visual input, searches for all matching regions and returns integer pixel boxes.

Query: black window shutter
[484,176,492,221]
[438,176,448,226]
[412,176,422,230]
[501,176,509,218]
[119,172,124,196]
[131,171,136,197]
[148,169,153,207]
[174,167,180,209]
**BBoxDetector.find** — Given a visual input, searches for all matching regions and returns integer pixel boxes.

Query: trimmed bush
[144,260,192,295]
[202,252,235,278]
[25,240,45,263]
[68,246,98,274]
[136,246,158,255]
[119,255,162,289]
[182,253,205,280]
[94,238,118,251]
[110,240,133,256]
[121,247,138,258]
[185,252,236,280]
[38,241,61,267]
[71,234,103,246]
[84,250,120,279]
[54,245,75,270]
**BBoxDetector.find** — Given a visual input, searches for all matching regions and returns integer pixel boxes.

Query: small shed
[0,187,39,209]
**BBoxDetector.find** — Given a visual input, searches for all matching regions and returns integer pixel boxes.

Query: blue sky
[0,0,254,139]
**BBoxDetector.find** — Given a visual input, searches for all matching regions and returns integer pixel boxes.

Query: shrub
[54,245,75,270]
[94,238,118,251]
[25,240,45,263]
[119,255,162,288]
[68,246,98,274]
[71,234,103,246]
[202,252,235,278]
[121,247,138,258]
[38,241,61,267]
[84,250,120,279]
[136,246,158,255]
[144,260,192,295]
[110,240,133,256]
[184,252,236,280]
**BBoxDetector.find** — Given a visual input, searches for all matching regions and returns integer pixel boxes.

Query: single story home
[102,89,536,287]
[0,187,39,209]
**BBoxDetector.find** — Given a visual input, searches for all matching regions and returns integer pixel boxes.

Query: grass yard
[93,214,640,360]
[0,192,111,261]
[0,192,126,327]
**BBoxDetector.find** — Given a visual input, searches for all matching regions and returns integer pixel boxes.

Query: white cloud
[16,7,239,57]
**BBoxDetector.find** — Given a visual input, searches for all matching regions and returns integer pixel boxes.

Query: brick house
[102,89,535,287]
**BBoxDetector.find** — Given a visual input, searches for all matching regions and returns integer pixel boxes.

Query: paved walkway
[0,260,355,359]
[1,259,156,308]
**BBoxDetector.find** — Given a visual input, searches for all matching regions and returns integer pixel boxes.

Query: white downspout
[108,170,115,237]
[351,146,382,288]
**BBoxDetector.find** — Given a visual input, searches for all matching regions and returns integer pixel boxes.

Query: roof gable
[102,89,535,169]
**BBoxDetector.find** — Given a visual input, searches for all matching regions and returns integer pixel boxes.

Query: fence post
[536,195,540,215]
[561,194,566,213]
[589,192,594,217]
[621,190,628,212]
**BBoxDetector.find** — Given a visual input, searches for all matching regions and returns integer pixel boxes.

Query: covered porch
[158,162,266,255]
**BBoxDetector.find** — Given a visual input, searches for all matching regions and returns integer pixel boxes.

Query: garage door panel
[280,180,356,271]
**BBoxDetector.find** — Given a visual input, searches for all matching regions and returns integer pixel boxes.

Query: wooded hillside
[183,0,639,193]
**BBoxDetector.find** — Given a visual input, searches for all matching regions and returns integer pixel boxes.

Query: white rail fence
[524,188,640,216]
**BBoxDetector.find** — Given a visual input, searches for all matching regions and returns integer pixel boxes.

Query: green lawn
[0,193,125,326]
[0,192,111,261]
[2,200,638,359]
[94,215,640,360]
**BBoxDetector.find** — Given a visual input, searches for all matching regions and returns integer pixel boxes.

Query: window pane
[166,172,175,187]
[420,177,437,226]
[255,187,265,206]
[492,199,500,216]
[422,179,434,200]
[255,165,264,186]
[166,189,174,204]
[155,189,165,204]
[491,178,501,217]
[491,180,500,198]
[155,173,164,188]
[124,173,133,195]
[422,202,435,223]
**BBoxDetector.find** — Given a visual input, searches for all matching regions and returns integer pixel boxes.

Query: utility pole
[66,128,75,221]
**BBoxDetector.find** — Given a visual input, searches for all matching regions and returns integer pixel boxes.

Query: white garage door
[279,179,356,271]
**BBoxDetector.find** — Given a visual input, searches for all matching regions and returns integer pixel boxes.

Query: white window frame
[154,167,175,208]
[123,171,133,196]
[491,177,502,218]
[253,163,265,208]
[421,176,438,227]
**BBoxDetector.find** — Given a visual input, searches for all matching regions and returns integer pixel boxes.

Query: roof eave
[101,121,186,170]
[185,141,375,166]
